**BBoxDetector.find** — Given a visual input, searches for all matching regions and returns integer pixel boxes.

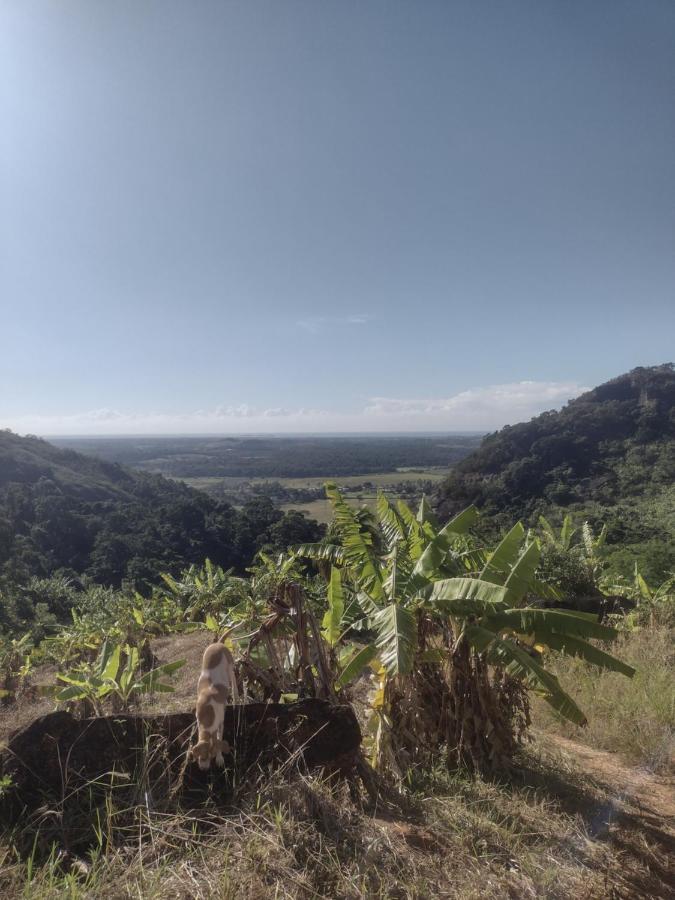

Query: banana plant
[56,639,186,713]
[297,485,634,770]
[0,633,33,702]
[538,513,608,584]
[538,513,577,551]
[618,566,675,628]
[161,559,248,620]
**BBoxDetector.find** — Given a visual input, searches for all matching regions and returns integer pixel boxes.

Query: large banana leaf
[480,523,526,585]
[465,624,587,725]
[442,505,480,536]
[431,577,521,608]
[417,495,438,527]
[396,500,426,560]
[411,536,448,584]
[137,659,186,692]
[485,608,619,641]
[538,515,556,544]
[452,547,489,574]
[325,483,384,601]
[411,506,480,583]
[434,596,510,617]
[377,495,406,550]
[337,643,377,687]
[529,578,563,601]
[372,603,417,676]
[534,632,635,676]
[98,640,122,681]
[561,514,576,550]
[294,542,345,565]
[356,590,381,618]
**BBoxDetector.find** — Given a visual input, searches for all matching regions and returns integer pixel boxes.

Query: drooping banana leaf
[431,577,520,608]
[293,542,345,565]
[465,624,587,726]
[532,632,635,676]
[337,643,377,687]
[485,608,619,641]
[434,596,510,617]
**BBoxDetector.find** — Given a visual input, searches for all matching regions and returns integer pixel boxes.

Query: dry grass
[532,621,675,773]
[0,759,613,900]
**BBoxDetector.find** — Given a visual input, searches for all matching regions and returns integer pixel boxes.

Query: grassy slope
[532,619,675,772]
[1,732,671,899]
[1,624,673,898]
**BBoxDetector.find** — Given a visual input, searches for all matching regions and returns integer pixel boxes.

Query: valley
[50,434,480,522]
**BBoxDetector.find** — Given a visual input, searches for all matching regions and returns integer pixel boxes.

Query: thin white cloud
[296,313,374,333]
[364,381,588,427]
[2,380,588,436]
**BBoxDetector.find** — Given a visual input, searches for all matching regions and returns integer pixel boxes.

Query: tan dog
[190,642,239,770]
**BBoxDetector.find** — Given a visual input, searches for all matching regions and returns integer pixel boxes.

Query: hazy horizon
[46,430,487,440]
[5,377,589,435]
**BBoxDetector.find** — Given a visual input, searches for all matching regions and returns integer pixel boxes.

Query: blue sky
[1,1,674,435]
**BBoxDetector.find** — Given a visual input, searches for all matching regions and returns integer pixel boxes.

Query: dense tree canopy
[437,365,675,581]
[0,431,324,594]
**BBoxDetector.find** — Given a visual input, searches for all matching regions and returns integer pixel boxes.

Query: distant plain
[53,434,480,520]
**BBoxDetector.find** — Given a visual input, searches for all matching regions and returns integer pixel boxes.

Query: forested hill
[437,365,675,579]
[0,430,322,591]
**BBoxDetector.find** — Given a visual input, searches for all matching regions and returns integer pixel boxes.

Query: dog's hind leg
[214,715,226,767]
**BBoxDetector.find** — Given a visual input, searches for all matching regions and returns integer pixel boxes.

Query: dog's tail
[216,622,242,644]
[217,621,259,645]
[215,624,241,703]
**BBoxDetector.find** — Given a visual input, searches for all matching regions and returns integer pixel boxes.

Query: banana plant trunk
[446,632,515,773]
[386,618,520,775]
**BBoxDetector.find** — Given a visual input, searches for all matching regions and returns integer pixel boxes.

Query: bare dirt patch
[540,733,675,898]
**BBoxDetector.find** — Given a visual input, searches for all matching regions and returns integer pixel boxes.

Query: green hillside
[0,430,322,596]
[437,364,675,581]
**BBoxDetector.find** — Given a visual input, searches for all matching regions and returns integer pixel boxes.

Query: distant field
[182,468,448,522]
[181,467,448,523]
[280,498,373,523]
[182,467,447,492]
[49,435,473,525]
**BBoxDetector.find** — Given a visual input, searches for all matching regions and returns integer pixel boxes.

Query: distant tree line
[52,435,480,479]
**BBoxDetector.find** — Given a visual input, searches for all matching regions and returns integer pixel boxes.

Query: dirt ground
[540,732,674,898]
